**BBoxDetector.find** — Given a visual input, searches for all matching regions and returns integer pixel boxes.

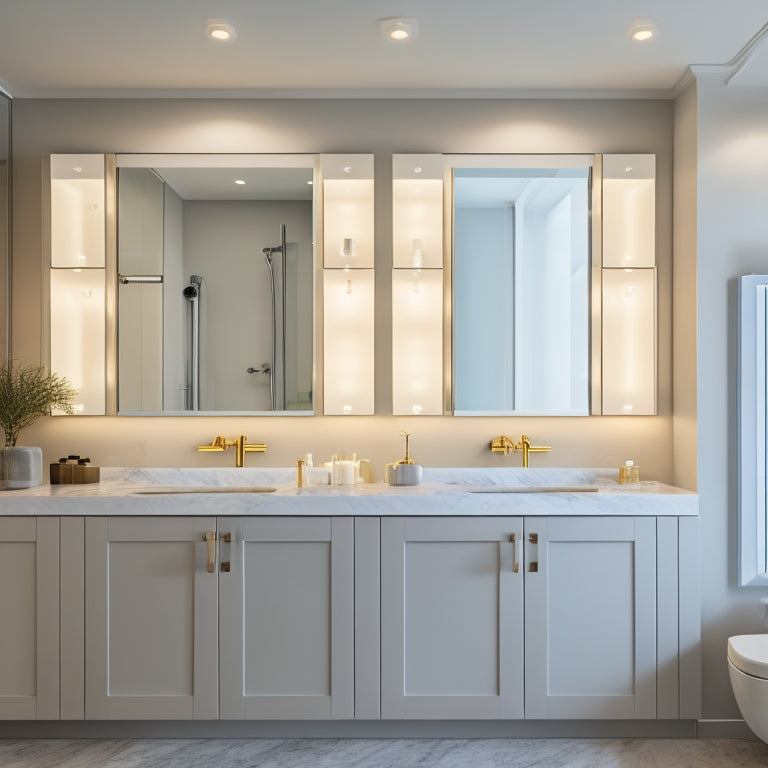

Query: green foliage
[0,361,77,446]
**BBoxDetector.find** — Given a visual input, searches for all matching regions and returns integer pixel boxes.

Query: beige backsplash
[25,413,674,487]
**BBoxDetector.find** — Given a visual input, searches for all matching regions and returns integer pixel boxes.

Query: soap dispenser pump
[385,431,424,486]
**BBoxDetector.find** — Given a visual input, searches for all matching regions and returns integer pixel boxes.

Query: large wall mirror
[392,153,657,417]
[50,153,318,415]
[452,156,591,415]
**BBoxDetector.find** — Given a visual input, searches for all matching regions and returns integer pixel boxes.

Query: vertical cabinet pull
[528,532,539,573]
[205,531,216,573]
[510,533,519,573]
[221,532,232,572]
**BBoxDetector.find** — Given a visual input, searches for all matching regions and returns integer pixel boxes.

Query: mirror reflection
[452,160,591,415]
[115,156,315,414]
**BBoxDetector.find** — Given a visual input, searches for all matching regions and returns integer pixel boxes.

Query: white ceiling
[0,0,767,97]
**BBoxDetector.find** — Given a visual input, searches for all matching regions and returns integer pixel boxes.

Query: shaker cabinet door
[524,516,657,719]
[0,517,59,719]
[218,516,354,719]
[84,517,219,719]
[381,516,524,719]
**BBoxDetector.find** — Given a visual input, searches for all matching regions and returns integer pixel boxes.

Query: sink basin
[132,486,277,495]
[468,485,599,494]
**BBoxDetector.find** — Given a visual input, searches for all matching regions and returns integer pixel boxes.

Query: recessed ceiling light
[235,179,246,185]
[380,18,418,42]
[206,19,236,42]
[627,19,656,42]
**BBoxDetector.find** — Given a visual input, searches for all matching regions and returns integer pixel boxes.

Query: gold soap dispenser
[384,431,424,486]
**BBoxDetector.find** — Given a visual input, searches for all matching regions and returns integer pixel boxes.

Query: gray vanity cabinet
[381,517,525,719]
[0,517,59,719]
[523,516,656,719]
[380,515,698,721]
[82,515,355,720]
[84,517,219,719]
[218,516,354,719]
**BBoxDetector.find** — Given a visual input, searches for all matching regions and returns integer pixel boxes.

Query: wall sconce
[49,154,106,415]
[392,155,444,415]
[321,155,375,414]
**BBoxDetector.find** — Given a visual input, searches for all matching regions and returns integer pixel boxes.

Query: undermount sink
[132,486,277,495]
[467,485,599,494]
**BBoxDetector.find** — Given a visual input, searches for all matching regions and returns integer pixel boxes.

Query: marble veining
[0,467,698,517]
[0,738,765,768]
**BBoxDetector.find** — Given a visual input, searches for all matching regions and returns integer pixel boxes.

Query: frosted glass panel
[392,269,443,415]
[601,268,655,415]
[323,269,374,415]
[50,268,105,415]
[322,154,374,269]
[602,154,655,269]
[392,179,443,269]
[50,154,105,268]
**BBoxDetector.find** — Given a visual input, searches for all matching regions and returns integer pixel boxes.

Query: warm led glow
[602,155,656,269]
[392,269,443,415]
[392,179,443,268]
[323,270,375,415]
[627,19,656,42]
[322,178,374,268]
[380,18,418,42]
[602,268,655,415]
[206,19,236,42]
[50,155,106,268]
[50,268,106,415]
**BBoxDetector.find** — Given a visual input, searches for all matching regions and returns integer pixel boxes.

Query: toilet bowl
[728,634,768,742]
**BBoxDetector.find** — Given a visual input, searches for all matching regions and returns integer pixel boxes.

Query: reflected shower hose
[263,224,287,411]
[183,275,203,410]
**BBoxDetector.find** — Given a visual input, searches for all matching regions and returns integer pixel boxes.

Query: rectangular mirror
[451,155,592,415]
[113,154,316,415]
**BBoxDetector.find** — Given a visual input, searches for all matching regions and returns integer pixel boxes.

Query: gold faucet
[197,435,267,467]
[490,434,551,468]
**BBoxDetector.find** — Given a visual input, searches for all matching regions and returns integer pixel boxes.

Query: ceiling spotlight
[235,179,246,185]
[627,19,656,42]
[380,18,418,42]
[206,19,236,42]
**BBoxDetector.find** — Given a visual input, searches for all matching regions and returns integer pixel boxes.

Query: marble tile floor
[1,738,768,768]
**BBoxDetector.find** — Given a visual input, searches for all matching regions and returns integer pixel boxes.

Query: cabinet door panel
[381,517,523,719]
[219,517,354,720]
[0,517,59,720]
[524,516,656,719]
[85,517,218,719]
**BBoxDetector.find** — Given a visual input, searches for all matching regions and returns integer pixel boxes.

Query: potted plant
[0,360,77,489]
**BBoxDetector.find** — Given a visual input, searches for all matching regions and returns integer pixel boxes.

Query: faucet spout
[197,435,267,467]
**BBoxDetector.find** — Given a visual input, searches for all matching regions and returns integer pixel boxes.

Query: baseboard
[697,719,758,740]
[0,719,698,739]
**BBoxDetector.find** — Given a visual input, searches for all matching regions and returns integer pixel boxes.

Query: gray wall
[692,75,768,718]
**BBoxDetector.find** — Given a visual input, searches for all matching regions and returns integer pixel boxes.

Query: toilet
[728,634,768,742]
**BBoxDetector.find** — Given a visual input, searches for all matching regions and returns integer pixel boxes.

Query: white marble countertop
[0,467,699,517]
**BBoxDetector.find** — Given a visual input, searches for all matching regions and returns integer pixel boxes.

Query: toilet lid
[728,634,768,678]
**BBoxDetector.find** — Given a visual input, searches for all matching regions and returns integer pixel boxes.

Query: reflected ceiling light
[235,179,246,185]
[206,19,236,42]
[627,19,656,41]
[380,18,418,42]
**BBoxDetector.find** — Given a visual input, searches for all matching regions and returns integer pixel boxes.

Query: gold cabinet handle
[510,533,519,574]
[205,531,216,573]
[528,532,539,573]
[220,532,232,572]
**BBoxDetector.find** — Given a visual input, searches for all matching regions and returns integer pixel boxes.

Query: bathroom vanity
[0,468,700,735]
